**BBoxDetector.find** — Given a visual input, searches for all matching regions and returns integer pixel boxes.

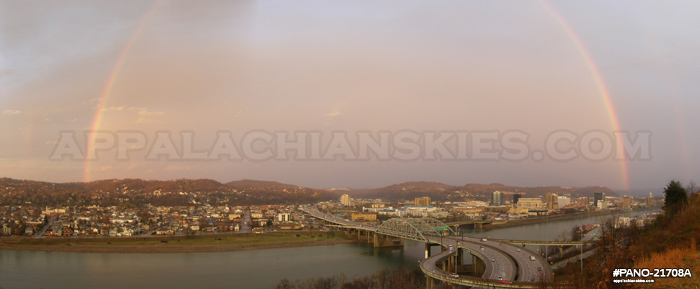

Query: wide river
[0,209,654,289]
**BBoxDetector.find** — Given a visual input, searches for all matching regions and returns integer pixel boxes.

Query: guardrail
[420,252,539,289]
[302,207,563,288]
[490,238,595,246]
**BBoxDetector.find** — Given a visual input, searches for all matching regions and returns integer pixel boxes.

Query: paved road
[553,248,598,268]
[33,216,55,238]
[300,206,556,286]
[241,208,252,233]
[493,240,552,282]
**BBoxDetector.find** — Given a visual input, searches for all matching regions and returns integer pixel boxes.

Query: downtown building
[491,191,503,206]
[594,192,607,209]
[414,197,431,206]
[340,194,352,207]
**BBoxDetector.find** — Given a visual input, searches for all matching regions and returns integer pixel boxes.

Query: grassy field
[0,231,354,252]
[74,232,347,246]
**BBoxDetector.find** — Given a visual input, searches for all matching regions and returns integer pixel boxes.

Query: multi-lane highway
[301,206,558,288]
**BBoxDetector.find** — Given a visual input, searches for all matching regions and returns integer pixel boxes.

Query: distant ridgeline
[0,177,616,207]
[0,178,339,206]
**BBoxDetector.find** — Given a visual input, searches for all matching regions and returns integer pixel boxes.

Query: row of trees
[554,180,700,289]
[275,267,425,289]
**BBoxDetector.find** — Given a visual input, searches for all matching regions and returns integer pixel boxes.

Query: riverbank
[481,207,659,230]
[0,231,355,253]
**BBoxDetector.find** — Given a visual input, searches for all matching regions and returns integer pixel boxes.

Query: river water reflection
[0,209,655,289]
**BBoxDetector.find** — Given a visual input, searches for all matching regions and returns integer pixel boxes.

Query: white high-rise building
[558,196,570,208]
[340,194,352,206]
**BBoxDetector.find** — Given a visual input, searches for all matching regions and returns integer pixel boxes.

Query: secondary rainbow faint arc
[84,1,161,183]
[84,1,630,190]
[538,0,629,191]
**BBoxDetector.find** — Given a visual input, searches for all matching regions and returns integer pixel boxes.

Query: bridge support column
[456,249,464,273]
[471,254,485,276]
[447,255,453,273]
[373,233,402,247]
[425,275,434,289]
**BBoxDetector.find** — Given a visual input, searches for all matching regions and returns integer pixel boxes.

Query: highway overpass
[301,206,584,288]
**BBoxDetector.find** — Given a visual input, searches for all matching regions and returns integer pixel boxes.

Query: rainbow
[538,0,629,191]
[83,1,630,190]
[83,1,161,183]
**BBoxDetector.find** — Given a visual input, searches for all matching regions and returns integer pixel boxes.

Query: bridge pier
[373,233,402,248]
[425,275,434,289]
[425,243,440,258]
[454,248,465,274]
[358,229,372,243]
[471,254,486,276]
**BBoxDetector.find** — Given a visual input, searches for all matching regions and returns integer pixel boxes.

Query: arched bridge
[300,206,594,288]
[376,218,455,243]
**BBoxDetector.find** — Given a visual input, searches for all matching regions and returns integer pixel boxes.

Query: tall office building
[621,196,631,209]
[512,194,522,205]
[414,197,431,206]
[594,192,606,209]
[340,194,352,206]
[491,191,503,206]
[558,196,570,208]
[545,193,559,210]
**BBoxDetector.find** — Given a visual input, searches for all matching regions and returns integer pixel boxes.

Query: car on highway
[480,245,484,250]
[517,248,520,252]
[498,274,502,280]
[537,267,542,271]
[449,245,453,251]
[530,276,535,282]
[530,255,536,261]
[481,238,487,242]
[491,258,495,262]
[450,273,459,278]
[498,280,513,284]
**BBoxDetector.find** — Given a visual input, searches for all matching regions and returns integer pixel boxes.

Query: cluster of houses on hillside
[1,204,306,237]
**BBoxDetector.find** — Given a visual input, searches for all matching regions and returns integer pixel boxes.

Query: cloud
[93,166,113,172]
[137,110,165,116]
[136,109,166,124]
[164,165,195,172]
[100,107,165,123]
[326,109,343,117]
[4,109,21,115]
[101,106,149,112]
[102,106,126,112]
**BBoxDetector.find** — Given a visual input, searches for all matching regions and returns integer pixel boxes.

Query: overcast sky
[2,1,699,193]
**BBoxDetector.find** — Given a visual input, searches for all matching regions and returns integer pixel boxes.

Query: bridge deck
[300,206,585,288]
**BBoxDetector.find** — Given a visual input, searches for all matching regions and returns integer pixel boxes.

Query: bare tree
[686,181,698,195]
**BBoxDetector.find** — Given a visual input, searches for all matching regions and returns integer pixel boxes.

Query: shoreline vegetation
[0,231,354,253]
